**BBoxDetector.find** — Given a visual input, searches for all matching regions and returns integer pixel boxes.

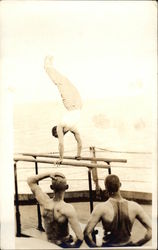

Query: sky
[0,1,157,103]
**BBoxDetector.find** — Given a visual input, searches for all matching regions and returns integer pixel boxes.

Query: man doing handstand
[44,56,82,163]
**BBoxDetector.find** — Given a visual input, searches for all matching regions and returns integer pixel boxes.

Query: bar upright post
[88,167,97,243]
[106,162,111,174]
[34,156,44,231]
[14,162,21,237]
[88,169,93,213]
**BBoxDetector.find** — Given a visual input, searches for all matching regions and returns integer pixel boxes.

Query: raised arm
[84,205,101,248]
[27,172,51,206]
[72,129,82,159]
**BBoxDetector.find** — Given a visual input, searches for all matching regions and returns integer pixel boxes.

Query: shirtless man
[27,172,83,248]
[44,56,82,163]
[44,56,101,192]
[84,174,152,247]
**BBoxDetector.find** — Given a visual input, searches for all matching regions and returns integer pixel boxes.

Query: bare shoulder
[127,200,143,213]
[127,200,137,206]
[93,201,110,213]
[61,202,76,217]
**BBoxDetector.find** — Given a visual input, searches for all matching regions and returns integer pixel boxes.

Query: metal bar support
[34,156,44,231]
[107,162,111,174]
[88,159,97,244]
[88,169,93,213]
[14,162,21,237]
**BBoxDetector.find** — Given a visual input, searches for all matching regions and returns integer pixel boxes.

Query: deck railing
[14,152,127,237]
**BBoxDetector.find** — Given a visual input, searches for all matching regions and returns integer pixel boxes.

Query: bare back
[30,184,77,245]
[88,197,150,246]
[42,200,70,244]
[27,173,83,247]
[101,198,138,227]
[101,198,134,245]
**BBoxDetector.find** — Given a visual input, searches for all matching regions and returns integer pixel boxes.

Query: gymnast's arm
[56,125,64,162]
[71,129,82,159]
[27,172,51,206]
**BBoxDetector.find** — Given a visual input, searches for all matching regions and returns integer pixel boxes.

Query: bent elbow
[76,229,84,242]
[83,228,88,238]
[147,228,152,240]
[78,234,84,242]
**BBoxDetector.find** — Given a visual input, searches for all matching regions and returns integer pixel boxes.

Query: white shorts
[60,109,81,129]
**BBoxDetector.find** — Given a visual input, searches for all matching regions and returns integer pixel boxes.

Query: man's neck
[110,191,122,200]
[53,191,65,201]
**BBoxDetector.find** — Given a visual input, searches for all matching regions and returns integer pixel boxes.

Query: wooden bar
[14,157,111,170]
[20,152,127,163]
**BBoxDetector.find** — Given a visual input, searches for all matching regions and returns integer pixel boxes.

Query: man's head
[50,172,69,191]
[52,126,58,138]
[104,174,121,195]
[52,126,68,138]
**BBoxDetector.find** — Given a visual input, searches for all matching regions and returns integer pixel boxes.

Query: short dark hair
[52,126,58,138]
[50,172,69,191]
[104,175,120,194]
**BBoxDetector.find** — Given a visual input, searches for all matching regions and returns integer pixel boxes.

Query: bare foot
[44,56,54,68]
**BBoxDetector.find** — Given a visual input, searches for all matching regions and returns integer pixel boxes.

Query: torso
[60,109,81,131]
[101,198,137,246]
[42,200,70,245]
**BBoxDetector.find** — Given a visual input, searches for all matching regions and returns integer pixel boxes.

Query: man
[27,172,83,248]
[44,56,82,163]
[84,174,152,247]
[44,56,101,192]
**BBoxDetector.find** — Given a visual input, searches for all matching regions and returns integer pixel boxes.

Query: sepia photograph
[0,1,157,249]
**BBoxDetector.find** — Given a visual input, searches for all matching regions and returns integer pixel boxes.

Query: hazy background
[3,0,155,193]
[1,0,157,190]
[1,1,156,103]
[1,1,156,152]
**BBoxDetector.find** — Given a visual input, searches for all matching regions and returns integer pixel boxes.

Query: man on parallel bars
[44,56,101,192]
